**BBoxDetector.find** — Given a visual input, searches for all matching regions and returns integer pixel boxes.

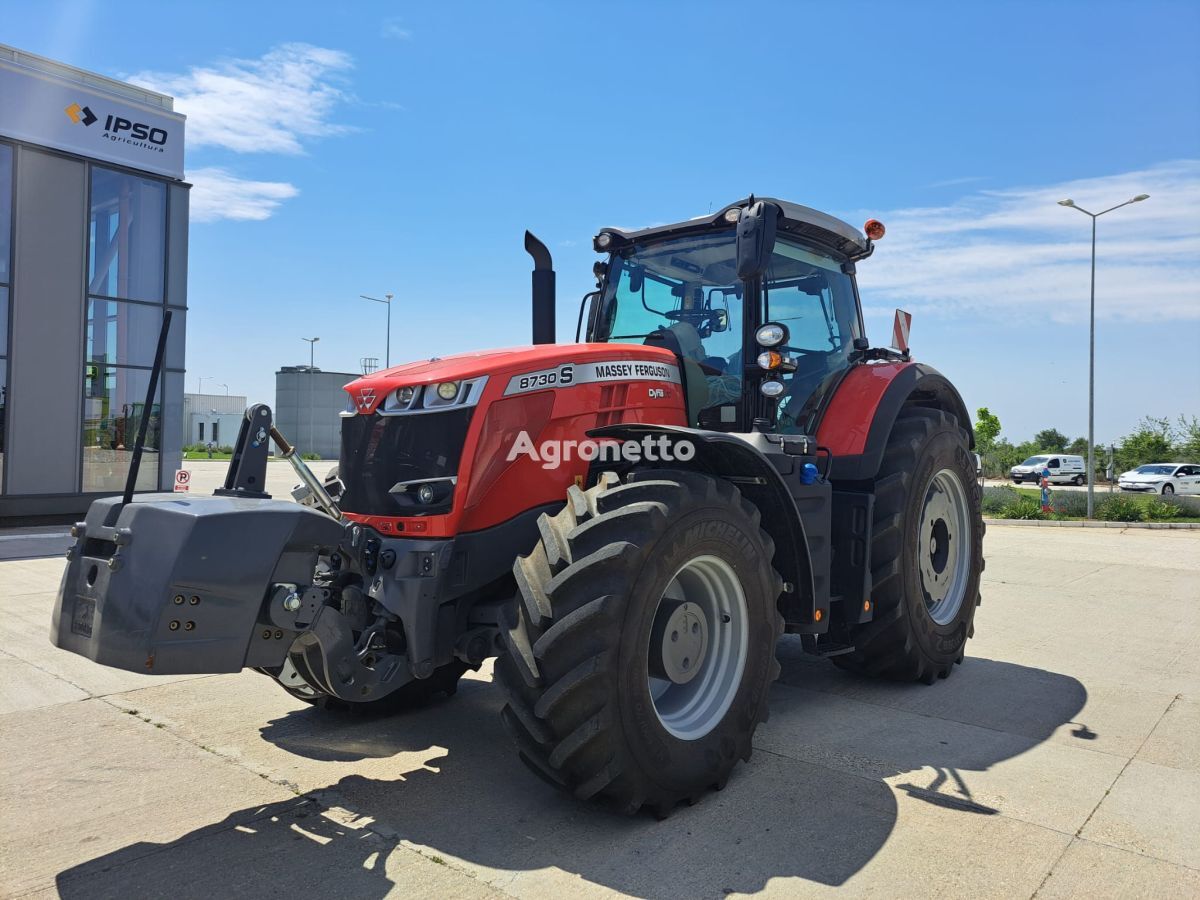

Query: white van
[1010,455,1087,485]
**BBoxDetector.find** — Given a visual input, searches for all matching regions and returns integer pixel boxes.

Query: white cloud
[130,43,353,155]
[188,167,299,222]
[381,18,411,40]
[853,160,1200,322]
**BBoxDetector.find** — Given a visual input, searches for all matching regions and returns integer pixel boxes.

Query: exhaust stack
[525,231,556,345]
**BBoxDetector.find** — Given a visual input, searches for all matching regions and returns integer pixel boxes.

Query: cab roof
[597,196,871,261]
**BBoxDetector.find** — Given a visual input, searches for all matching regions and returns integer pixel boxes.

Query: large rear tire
[495,470,783,817]
[834,407,983,683]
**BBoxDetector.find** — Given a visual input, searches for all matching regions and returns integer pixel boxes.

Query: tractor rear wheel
[495,470,783,817]
[834,407,983,683]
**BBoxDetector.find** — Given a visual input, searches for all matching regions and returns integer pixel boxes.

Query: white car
[1117,463,1200,495]
[1010,454,1087,485]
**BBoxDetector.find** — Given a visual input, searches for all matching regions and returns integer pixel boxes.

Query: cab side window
[1048,458,1060,469]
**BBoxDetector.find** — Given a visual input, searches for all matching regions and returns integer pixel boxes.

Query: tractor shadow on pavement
[55,649,1088,899]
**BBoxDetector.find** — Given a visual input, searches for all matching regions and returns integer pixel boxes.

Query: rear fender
[588,424,825,631]
[818,362,972,482]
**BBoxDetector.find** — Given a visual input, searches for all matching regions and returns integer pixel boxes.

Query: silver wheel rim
[647,555,748,741]
[918,468,972,626]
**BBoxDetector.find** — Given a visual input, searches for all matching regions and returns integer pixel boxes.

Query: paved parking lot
[2,526,1198,899]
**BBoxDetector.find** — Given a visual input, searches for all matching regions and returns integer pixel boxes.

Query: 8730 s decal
[503,361,681,396]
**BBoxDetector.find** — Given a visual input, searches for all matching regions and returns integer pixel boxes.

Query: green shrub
[1141,499,1182,521]
[996,496,1047,520]
[981,485,1021,514]
[1095,495,1143,522]
[1048,491,1088,518]
[301,452,322,461]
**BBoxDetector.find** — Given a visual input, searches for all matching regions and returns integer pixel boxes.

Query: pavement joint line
[41,797,325,899]
[752,743,1085,843]
[0,643,93,697]
[1031,691,1186,897]
[771,679,1146,764]
[85,693,512,895]
[0,532,70,542]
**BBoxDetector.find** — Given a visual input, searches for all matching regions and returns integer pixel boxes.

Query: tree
[1066,436,1088,456]
[973,407,1002,453]
[1175,415,1200,461]
[1114,417,1174,473]
[1033,428,1069,453]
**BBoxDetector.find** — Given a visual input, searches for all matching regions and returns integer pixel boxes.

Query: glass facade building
[0,45,188,517]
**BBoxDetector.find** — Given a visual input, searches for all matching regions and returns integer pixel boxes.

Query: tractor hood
[343,343,680,416]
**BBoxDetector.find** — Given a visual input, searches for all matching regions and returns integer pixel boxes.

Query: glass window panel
[0,142,11,285]
[0,285,7,353]
[82,365,160,492]
[0,359,7,491]
[86,298,166,368]
[88,167,166,303]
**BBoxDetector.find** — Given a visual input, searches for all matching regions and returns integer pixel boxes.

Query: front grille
[339,408,473,516]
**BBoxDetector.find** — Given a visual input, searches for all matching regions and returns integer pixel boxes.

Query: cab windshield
[1135,465,1175,475]
[598,232,861,432]
[1021,456,1050,466]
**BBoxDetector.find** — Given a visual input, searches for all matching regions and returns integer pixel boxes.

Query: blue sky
[6,0,1199,445]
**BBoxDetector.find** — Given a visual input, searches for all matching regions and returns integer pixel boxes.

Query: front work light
[436,381,461,401]
[416,483,436,505]
[760,380,786,398]
[756,323,789,348]
[723,207,742,223]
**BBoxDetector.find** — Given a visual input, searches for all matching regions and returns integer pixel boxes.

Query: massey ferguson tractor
[52,197,983,817]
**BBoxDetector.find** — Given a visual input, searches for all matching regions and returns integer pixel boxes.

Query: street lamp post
[217,383,229,396]
[302,337,320,454]
[198,375,211,395]
[359,293,394,368]
[1057,193,1149,518]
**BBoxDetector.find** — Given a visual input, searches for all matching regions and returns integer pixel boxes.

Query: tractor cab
[587,199,874,435]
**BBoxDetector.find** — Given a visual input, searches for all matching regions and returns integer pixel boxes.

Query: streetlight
[359,293,394,368]
[301,337,320,454]
[1057,192,1149,518]
[198,375,211,394]
[217,383,229,396]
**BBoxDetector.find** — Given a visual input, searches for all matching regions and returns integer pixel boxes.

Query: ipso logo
[506,431,695,470]
[65,102,169,152]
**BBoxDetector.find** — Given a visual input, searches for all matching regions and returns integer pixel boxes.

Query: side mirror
[627,264,644,294]
[576,290,600,342]
[735,200,780,280]
[710,309,729,333]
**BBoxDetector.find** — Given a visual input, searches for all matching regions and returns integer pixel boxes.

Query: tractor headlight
[756,323,789,348]
[416,483,436,505]
[595,232,613,250]
[760,379,786,398]
[436,381,461,402]
[396,386,416,406]
[723,207,742,223]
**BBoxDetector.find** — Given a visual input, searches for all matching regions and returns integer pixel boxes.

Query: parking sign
[174,470,191,493]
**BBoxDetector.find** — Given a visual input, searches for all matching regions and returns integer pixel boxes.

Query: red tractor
[53,198,982,817]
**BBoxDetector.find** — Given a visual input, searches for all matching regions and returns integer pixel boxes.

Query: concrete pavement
[1,527,1198,898]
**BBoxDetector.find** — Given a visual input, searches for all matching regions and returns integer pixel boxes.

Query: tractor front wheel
[495,470,783,817]
[257,658,469,714]
[835,407,983,683]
